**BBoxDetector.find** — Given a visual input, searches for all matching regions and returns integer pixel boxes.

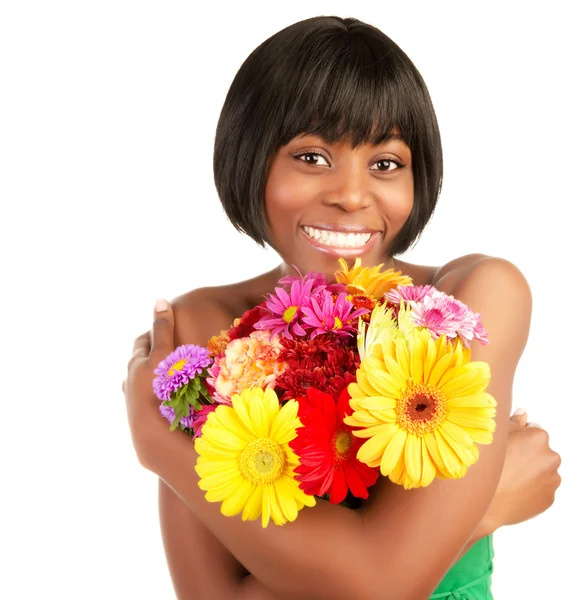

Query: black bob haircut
[213,16,443,257]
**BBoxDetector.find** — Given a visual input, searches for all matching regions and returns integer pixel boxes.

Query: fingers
[509,408,528,430]
[526,422,542,429]
[132,331,151,357]
[150,299,176,363]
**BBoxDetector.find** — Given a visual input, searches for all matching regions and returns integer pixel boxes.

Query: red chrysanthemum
[275,335,359,400]
[228,303,268,341]
[290,387,379,504]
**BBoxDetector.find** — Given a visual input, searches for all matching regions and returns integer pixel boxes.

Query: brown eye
[372,159,403,172]
[294,152,329,166]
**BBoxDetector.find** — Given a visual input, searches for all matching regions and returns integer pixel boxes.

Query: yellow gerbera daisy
[194,387,316,527]
[335,257,413,300]
[344,330,496,489]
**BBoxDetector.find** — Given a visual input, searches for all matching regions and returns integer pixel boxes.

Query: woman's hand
[482,409,562,533]
[122,299,175,466]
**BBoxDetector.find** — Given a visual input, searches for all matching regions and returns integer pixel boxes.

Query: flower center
[333,316,343,330]
[333,429,353,459]
[396,382,447,435]
[283,305,298,323]
[168,359,187,376]
[239,438,286,483]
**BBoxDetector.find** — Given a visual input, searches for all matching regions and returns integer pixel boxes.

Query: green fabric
[430,534,494,599]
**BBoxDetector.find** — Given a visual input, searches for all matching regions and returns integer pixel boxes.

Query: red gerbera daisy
[290,387,379,504]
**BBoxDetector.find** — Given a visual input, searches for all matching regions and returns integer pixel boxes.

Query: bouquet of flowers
[152,259,495,527]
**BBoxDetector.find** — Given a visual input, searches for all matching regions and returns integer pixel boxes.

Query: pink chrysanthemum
[159,403,216,438]
[410,292,489,347]
[152,344,212,401]
[384,284,435,304]
[254,279,316,340]
[301,291,370,338]
[279,266,346,295]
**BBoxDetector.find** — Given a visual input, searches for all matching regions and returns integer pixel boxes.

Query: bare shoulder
[434,252,531,302]
[167,268,278,346]
[437,253,533,366]
[168,287,239,347]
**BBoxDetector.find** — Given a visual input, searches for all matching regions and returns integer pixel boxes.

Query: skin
[123,132,562,600]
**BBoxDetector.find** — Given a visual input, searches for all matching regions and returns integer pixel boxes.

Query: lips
[300,225,382,258]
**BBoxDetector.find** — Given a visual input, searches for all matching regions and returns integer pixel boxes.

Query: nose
[321,160,373,213]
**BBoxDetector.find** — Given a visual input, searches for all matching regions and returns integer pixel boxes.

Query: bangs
[274,29,419,150]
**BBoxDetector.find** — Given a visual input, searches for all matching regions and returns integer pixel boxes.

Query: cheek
[264,166,311,230]
[382,176,415,230]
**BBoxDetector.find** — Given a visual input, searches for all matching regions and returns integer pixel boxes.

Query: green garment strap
[429,535,495,600]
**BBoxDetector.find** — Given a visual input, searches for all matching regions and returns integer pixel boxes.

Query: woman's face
[264,128,414,279]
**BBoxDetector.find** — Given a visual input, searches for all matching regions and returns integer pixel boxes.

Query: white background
[1,1,575,598]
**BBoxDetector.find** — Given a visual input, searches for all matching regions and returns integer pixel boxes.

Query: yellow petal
[220,477,254,517]
[404,434,422,485]
[232,392,260,438]
[351,422,399,438]
[409,337,425,384]
[463,427,494,444]
[366,371,402,399]
[433,429,465,477]
[441,371,489,398]
[249,390,273,439]
[380,429,407,476]
[275,476,299,522]
[356,424,398,464]
[395,339,410,378]
[268,484,287,526]
[446,409,496,431]
[448,392,497,409]
[212,406,253,441]
[423,336,438,382]
[261,484,272,528]
[242,482,264,521]
[420,438,437,487]
[195,436,242,458]
[356,370,381,396]
[383,354,408,387]
[356,395,397,411]
[197,464,241,490]
[426,352,454,388]
[269,401,299,445]
[441,420,475,448]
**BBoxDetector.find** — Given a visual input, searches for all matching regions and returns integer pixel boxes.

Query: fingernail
[155,299,169,312]
[513,408,526,416]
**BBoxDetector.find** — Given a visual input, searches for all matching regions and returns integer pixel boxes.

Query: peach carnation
[207,330,286,403]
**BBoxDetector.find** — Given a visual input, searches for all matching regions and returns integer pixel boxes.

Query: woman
[123,16,561,599]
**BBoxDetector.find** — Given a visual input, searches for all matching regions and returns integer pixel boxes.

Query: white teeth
[303,226,372,248]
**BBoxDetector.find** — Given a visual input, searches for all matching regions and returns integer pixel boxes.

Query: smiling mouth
[302,225,374,248]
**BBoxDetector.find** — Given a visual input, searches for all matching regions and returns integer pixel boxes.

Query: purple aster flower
[254,278,316,340]
[301,290,370,338]
[152,344,212,401]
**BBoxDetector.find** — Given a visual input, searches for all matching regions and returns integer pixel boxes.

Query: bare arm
[158,294,286,599]
[147,258,531,600]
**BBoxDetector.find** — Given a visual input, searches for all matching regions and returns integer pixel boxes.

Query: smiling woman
[265,130,415,268]
[121,14,562,600]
